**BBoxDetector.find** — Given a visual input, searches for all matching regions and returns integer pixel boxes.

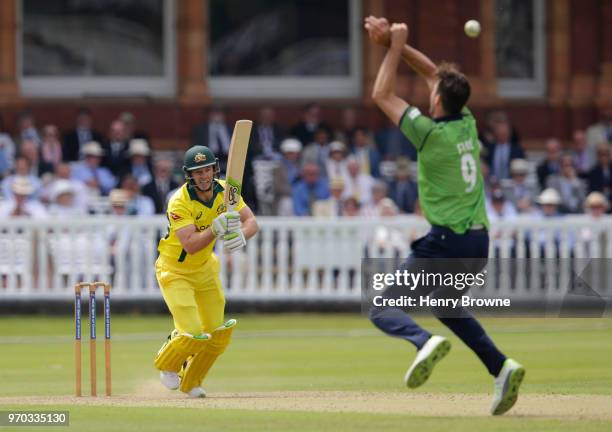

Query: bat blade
[224,119,253,211]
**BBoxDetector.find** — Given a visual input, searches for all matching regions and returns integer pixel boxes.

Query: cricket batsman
[153,145,258,398]
[365,16,525,415]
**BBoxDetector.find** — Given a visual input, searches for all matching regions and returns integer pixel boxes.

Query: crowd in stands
[0,104,611,223]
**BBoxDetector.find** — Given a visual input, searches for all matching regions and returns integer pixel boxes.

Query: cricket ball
[464,20,481,38]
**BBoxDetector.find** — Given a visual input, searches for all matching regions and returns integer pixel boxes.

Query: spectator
[325,141,350,185]
[42,163,89,212]
[290,103,331,146]
[546,154,586,214]
[0,115,16,179]
[40,125,63,171]
[15,111,41,149]
[280,138,303,186]
[119,111,150,142]
[570,129,593,177]
[486,189,518,222]
[121,174,155,216]
[335,107,358,145]
[341,197,361,217]
[361,180,390,217]
[375,117,416,161]
[312,177,345,217]
[62,108,104,162]
[191,107,231,172]
[142,158,180,214]
[586,106,612,150]
[584,191,608,218]
[251,107,283,159]
[302,127,331,177]
[536,188,562,217]
[501,159,538,213]
[580,192,609,256]
[536,138,562,189]
[343,156,375,207]
[123,139,153,186]
[292,163,329,216]
[351,127,381,178]
[0,177,47,218]
[486,115,525,181]
[251,154,292,216]
[388,158,418,214]
[48,180,85,217]
[480,110,520,149]
[1,156,43,200]
[20,139,53,178]
[102,120,129,176]
[72,141,116,196]
[587,143,612,199]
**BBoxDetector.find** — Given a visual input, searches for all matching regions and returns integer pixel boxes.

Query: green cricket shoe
[404,335,451,388]
[491,358,526,415]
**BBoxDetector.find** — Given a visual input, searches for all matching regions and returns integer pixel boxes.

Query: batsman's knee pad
[179,319,237,393]
[154,331,211,373]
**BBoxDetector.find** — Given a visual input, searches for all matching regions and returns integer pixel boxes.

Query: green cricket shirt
[399,105,489,234]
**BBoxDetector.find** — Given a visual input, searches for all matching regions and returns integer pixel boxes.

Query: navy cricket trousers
[369,225,507,377]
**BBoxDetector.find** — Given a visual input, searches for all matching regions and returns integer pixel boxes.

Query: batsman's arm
[176,224,216,255]
[371,23,409,126]
[238,205,258,240]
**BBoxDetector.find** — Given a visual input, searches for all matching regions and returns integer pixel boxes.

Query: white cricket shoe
[187,387,206,398]
[404,335,451,388]
[491,358,525,415]
[159,371,180,390]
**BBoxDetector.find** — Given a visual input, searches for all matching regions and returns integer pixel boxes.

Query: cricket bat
[224,119,253,211]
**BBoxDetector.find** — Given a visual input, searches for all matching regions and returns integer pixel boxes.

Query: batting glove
[223,229,247,253]
[211,211,241,238]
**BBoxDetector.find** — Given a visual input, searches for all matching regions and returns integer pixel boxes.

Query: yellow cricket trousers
[155,253,225,336]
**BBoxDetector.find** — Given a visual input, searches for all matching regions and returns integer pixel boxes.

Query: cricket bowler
[365,16,525,415]
[153,145,258,398]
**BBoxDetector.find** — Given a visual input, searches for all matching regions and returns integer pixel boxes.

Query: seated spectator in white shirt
[501,159,539,214]
[325,141,350,185]
[71,141,116,196]
[546,154,587,214]
[343,156,374,207]
[123,139,153,187]
[48,180,86,217]
[120,174,155,216]
[486,189,518,222]
[0,176,47,218]
[1,156,43,200]
[312,177,345,217]
[41,162,89,212]
[361,180,390,217]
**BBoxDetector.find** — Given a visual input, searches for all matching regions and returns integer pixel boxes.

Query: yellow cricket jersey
[157,179,246,269]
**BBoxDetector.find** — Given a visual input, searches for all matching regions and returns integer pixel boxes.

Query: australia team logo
[194,152,207,163]
[217,204,226,214]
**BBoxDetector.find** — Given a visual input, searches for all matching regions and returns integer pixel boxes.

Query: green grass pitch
[1,314,611,431]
